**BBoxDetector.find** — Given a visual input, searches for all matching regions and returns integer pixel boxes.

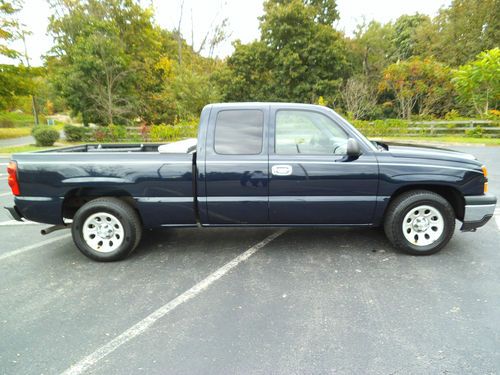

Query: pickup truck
[6,103,497,261]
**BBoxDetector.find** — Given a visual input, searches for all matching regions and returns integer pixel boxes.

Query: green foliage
[0,127,30,139]
[392,14,431,60]
[149,120,198,142]
[63,124,89,142]
[0,65,44,110]
[465,125,484,138]
[0,0,21,59]
[352,119,410,137]
[220,0,349,104]
[349,21,395,83]
[380,57,455,119]
[422,0,500,66]
[48,0,164,125]
[32,126,59,146]
[0,0,496,131]
[46,0,221,126]
[0,110,38,127]
[452,48,500,116]
[149,124,181,142]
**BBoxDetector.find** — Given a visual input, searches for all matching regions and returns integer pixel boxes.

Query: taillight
[482,165,488,193]
[7,161,20,196]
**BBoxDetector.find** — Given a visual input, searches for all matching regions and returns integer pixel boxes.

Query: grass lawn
[0,144,59,154]
[0,111,66,140]
[0,111,41,126]
[0,127,32,139]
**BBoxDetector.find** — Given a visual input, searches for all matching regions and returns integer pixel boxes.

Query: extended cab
[6,103,497,261]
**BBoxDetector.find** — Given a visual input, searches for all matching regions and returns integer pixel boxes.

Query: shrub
[351,119,409,137]
[465,126,484,138]
[444,109,462,120]
[64,124,89,142]
[90,127,112,142]
[32,126,59,146]
[150,124,181,142]
[108,125,128,141]
[485,109,500,122]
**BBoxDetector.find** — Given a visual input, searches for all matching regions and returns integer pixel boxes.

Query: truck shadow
[132,227,399,259]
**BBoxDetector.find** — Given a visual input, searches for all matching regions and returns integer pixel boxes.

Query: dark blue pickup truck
[6,103,497,261]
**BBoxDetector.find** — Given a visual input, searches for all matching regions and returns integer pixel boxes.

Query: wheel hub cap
[402,205,445,247]
[96,223,115,239]
[82,212,125,253]
[412,217,430,232]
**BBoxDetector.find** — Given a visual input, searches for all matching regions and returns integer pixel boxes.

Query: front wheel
[384,190,456,255]
[71,197,142,261]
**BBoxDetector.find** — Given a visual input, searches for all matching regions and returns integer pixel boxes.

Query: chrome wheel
[402,205,444,247]
[82,212,124,253]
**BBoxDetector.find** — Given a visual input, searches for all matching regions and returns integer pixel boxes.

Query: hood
[380,142,478,163]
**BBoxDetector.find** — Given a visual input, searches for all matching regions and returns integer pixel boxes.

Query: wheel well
[62,188,139,221]
[388,185,465,220]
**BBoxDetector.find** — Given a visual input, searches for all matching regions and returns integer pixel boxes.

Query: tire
[71,197,142,261]
[384,190,456,255]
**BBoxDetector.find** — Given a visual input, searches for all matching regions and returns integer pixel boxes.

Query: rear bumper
[7,197,64,225]
[5,205,23,221]
[460,194,497,232]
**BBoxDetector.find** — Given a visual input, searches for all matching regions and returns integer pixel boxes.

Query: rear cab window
[214,110,264,155]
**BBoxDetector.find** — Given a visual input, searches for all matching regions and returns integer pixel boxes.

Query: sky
[3,0,452,66]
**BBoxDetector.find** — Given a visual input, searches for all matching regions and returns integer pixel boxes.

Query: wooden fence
[405,120,500,137]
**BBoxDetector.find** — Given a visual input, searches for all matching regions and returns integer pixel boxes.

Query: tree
[48,0,163,125]
[341,76,377,119]
[0,0,21,58]
[349,20,395,82]
[0,64,42,109]
[392,14,431,61]
[222,0,350,104]
[379,57,454,119]
[218,40,275,102]
[453,48,500,116]
[419,0,500,66]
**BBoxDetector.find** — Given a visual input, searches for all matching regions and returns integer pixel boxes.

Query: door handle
[272,165,293,176]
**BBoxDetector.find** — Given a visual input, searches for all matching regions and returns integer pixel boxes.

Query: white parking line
[495,208,500,231]
[61,229,286,375]
[0,220,40,226]
[0,232,71,262]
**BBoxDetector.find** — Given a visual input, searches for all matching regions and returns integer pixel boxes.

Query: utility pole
[21,31,39,126]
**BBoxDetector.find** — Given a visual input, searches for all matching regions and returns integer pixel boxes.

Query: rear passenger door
[203,106,269,225]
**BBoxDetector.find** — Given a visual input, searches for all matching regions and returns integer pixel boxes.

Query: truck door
[202,105,269,224]
[268,107,378,224]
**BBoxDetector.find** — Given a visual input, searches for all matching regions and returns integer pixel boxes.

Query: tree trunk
[31,95,39,125]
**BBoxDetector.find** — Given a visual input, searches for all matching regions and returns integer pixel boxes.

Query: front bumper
[460,194,497,231]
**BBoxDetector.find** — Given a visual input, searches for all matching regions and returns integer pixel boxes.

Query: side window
[214,110,264,155]
[275,110,349,155]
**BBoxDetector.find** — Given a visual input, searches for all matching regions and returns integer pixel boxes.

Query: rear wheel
[384,190,456,255]
[71,197,142,261]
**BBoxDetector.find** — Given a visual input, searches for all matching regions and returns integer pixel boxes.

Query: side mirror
[346,138,361,158]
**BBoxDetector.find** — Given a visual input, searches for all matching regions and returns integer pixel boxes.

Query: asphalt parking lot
[1,145,499,375]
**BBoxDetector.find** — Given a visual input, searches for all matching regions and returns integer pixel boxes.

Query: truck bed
[11,142,198,228]
[36,139,198,154]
